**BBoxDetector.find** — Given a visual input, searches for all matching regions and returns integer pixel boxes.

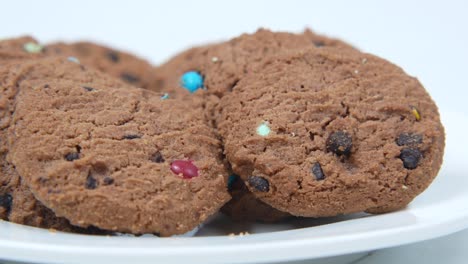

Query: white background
[1,1,467,263]
[1,0,466,113]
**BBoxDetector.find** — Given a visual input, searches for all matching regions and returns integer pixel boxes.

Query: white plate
[0,109,467,264]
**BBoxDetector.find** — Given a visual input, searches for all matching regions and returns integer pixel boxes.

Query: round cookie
[154,28,357,222]
[1,37,167,233]
[46,41,157,89]
[7,57,230,236]
[218,47,445,216]
[0,37,147,233]
[0,37,85,231]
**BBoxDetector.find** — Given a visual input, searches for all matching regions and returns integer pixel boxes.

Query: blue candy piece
[180,71,203,93]
[160,93,169,100]
[67,56,80,64]
[227,174,239,190]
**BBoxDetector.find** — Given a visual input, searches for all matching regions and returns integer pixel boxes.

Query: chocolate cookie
[154,28,356,222]
[7,57,230,236]
[218,47,445,216]
[0,37,84,231]
[46,41,156,89]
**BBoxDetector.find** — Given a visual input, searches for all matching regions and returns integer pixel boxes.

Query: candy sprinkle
[180,71,204,93]
[160,93,169,100]
[23,42,43,53]
[211,57,219,63]
[256,121,271,137]
[410,106,421,121]
[67,56,80,64]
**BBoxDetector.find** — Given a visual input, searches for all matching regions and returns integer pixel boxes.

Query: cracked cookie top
[218,47,445,216]
[7,57,230,236]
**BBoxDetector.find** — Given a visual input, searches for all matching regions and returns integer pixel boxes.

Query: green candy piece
[256,122,271,137]
[23,42,43,53]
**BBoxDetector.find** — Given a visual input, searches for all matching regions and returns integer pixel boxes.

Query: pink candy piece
[170,160,199,179]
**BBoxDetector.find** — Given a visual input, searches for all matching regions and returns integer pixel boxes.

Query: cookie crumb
[228,231,250,237]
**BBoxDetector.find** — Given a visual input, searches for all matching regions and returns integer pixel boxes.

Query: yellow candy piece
[411,106,421,121]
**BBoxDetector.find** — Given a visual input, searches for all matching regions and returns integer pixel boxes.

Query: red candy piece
[170,160,199,179]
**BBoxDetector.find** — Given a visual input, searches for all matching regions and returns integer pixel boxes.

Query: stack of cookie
[0,29,445,236]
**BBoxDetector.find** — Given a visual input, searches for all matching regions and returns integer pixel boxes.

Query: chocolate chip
[313,40,325,47]
[82,86,95,92]
[85,174,98,189]
[400,147,422,170]
[396,133,423,146]
[311,162,325,180]
[0,194,12,214]
[326,131,353,156]
[103,177,114,185]
[150,151,165,163]
[64,152,80,161]
[120,73,140,84]
[123,134,141,140]
[43,84,50,89]
[247,176,269,192]
[106,51,120,63]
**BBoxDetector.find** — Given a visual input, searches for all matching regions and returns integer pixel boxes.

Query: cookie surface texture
[218,47,445,216]
[7,57,229,236]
